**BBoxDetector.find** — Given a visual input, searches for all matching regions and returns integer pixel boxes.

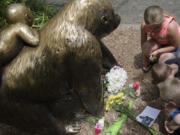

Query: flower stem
[101,101,133,135]
[113,104,164,135]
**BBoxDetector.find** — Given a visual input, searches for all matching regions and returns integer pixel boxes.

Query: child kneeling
[158,78,180,134]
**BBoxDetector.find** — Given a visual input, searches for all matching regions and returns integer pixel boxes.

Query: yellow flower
[105,92,125,111]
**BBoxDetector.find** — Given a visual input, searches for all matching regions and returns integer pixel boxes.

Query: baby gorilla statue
[0,3,39,66]
[158,78,180,134]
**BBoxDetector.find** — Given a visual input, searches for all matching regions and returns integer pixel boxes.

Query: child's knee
[143,41,158,54]
[142,43,151,56]
[143,41,151,50]
[159,53,175,63]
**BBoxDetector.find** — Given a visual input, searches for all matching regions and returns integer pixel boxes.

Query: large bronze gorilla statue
[0,0,120,134]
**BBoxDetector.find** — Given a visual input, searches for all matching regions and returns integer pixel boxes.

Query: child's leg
[158,48,180,63]
[174,113,180,125]
[168,64,179,78]
[142,39,159,72]
[158,53,176,63]
[158,51,177,77]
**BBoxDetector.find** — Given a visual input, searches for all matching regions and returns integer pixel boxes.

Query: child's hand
[151,50,159,56]
[164,120,175,134]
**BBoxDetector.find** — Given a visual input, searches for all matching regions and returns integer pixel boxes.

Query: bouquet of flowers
[105,65,128,94]
[105,92,125,111]
[113,103,164,135]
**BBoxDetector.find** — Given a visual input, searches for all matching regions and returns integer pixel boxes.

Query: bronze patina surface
[0,0,120,134]
[0,3,39,66]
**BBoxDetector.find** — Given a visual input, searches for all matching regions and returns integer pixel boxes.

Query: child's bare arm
[151,21,180,56]
[167,21,180,48]
[151,45,176,56]
[18,23,40,47]
[141,21,147,48]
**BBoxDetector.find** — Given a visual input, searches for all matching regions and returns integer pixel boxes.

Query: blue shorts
[172,48,180,57]
[170,108,180,119]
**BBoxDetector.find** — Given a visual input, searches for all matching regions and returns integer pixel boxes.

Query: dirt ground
[77,25,167,135]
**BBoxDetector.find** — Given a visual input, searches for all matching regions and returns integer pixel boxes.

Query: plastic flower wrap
[106,92,125,111]
[105,65,128,94]
[95,117,104,135]
[129,82,141,97]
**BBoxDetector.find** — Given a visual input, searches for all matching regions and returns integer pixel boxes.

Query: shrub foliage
[0,0,58,29]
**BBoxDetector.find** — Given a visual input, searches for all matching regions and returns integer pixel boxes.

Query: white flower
[129,83,133,88]
[105,65,128,94]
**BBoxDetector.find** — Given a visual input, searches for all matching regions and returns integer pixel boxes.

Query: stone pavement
[47,0,180,25]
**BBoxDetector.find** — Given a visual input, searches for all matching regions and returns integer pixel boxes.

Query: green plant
[25,0,58,29]
[84,116,109,127]
[0,0,58,29]
[0,0,19,28]
[121,87,137,99]
[101,101,133,135]
[113,103,164,135]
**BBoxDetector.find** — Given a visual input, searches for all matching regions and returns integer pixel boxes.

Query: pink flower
[133,82,141,96]
[113,67,118,70]
[95,128,102,135]
[133,82,139,90]
[96,124,102,129]
[95,124,103,135]
[131,65,134,69]
[136,89,141,96]
[113,66,119,70]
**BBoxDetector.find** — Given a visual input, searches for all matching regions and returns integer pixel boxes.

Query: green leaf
[105,83,109,88]
[121,88,137,99]
[104,120,110,127]
[84,116,99,125]
[101,101,133,135]
[0,0,58,30]
[112,103,165,135]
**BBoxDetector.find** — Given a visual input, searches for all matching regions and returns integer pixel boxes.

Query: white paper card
[136,106,161,127]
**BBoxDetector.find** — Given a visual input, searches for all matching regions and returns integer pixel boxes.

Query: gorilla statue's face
[93,8,121,38]
[78,0,121,38]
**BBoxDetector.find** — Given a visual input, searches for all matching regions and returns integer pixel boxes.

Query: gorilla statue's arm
[99,40,118,70]
[66,30,103,115]
[18,23,40,47]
